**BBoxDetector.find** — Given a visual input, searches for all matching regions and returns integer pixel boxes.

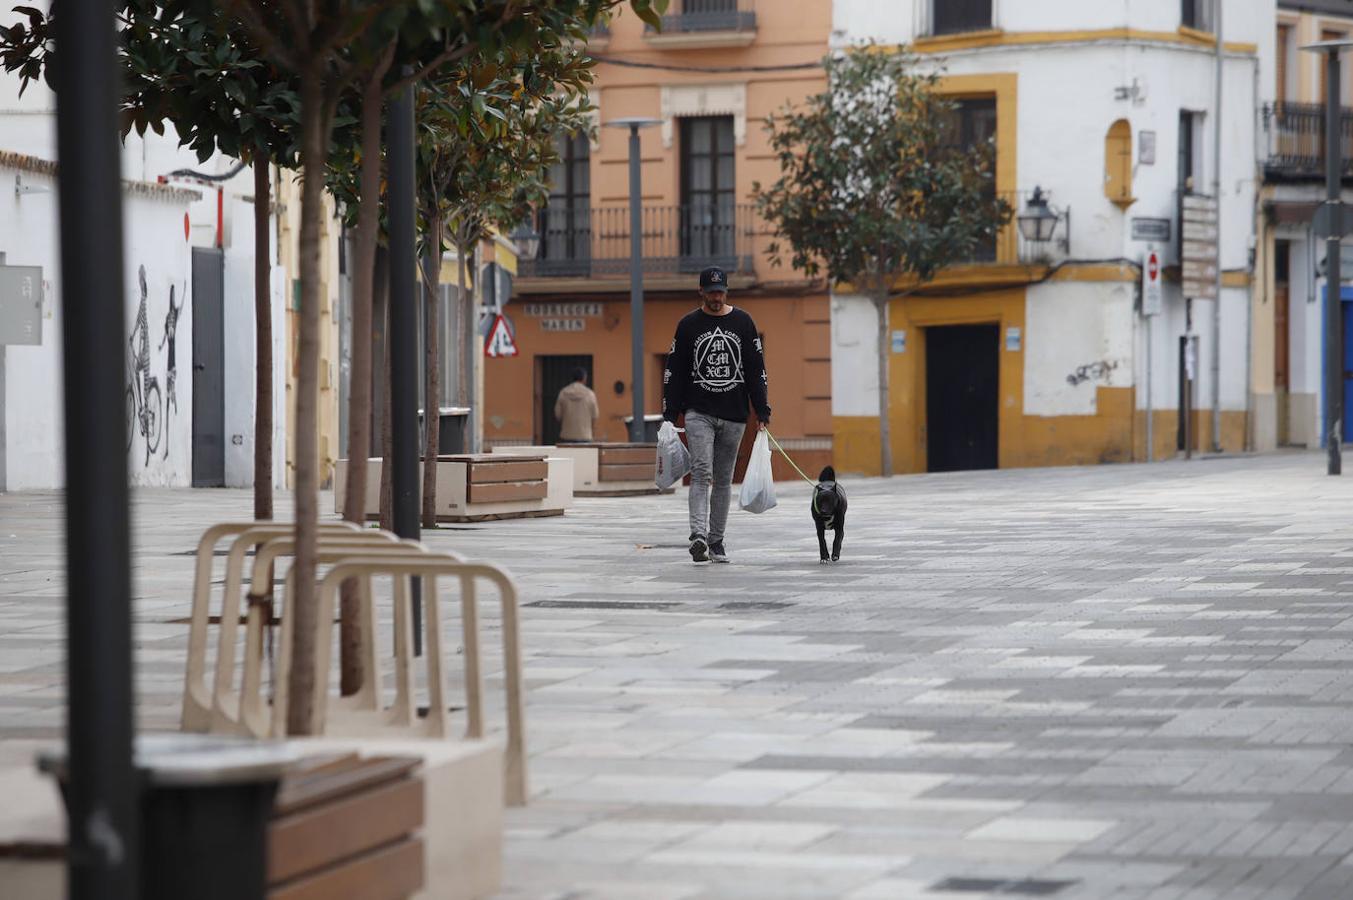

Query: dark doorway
[536,354,593,445]
[925,324,999,472]
[191,247,225,487]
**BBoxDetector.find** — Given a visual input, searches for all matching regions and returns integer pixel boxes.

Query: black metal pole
[388,73,423,649]
[628,124,645,442]
[54,0,140,896]
[1327,49,1344,476]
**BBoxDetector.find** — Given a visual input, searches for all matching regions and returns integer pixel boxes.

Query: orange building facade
[485,0,834,479]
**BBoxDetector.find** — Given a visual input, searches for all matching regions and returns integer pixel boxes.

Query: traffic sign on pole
[1142,249,1163,317]
[484,313,518,358]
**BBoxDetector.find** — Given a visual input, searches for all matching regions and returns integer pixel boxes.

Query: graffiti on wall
[127,266,163,466]
[158,283,184,458]
[126,266,189,466]
[1066,360,1119,388]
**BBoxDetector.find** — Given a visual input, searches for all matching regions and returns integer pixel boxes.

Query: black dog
[812,466,847,564]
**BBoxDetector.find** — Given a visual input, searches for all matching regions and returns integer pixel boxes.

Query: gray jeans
[685,411,746,544]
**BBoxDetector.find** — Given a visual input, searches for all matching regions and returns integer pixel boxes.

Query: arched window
[1104,119,1135,208]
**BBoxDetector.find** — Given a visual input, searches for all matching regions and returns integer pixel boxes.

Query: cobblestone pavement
[4,453,1353,898]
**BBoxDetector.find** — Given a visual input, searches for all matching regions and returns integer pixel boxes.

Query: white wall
[833,0,1275,49]
[830,294,880,417]
[1025,282,1135,417]
[0,161,195,488]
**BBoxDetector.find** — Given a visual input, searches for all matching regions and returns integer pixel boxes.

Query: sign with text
[1180,195,1219,300]
[523,302,602,318]
[1131,218,1171,243]
[1142,249,1163,317]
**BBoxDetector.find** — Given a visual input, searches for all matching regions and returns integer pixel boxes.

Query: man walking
[663,266,771,563]
[554,367,599,443]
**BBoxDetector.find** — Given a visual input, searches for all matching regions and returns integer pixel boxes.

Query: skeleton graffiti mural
[159,282,184,458]
[127,265,162,465]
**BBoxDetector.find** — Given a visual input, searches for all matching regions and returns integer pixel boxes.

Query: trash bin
[40,733,296,900]
[622,414,664,443]
[418,406,470,454]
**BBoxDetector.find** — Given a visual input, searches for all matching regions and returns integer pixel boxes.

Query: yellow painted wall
[834,288,1156,476]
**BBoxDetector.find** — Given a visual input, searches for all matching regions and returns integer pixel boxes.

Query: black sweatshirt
[662,306,771,425]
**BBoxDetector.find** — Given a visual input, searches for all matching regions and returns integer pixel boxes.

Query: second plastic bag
[655,421,691,489]
[738,430,778,514]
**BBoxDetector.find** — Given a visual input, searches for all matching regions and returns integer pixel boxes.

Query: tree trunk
[338,63,387,696]
[286,68,331,736]
[253,154,273,520]
[875,290,893,478]
[421,214,444,528]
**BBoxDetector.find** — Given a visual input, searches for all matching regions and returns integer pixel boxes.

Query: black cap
[699,266,728,293]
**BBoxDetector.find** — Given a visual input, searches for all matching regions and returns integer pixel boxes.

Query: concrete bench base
[0,765,64,900]
[293,737,503,900]
[0,738,505,900]
[335,456,572,522]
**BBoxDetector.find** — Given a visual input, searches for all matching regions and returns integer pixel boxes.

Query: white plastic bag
[655,421,690,489]
[738,430,778,514]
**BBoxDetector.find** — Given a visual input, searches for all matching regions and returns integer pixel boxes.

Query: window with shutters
[680,115,737,266]
[537,131,591,276]
[1104,119,1134,208]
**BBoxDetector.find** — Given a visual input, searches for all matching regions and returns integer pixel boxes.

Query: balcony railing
[519,204,757,280]
[953,191,1050,267]
[1262,102,1353,179]
[931,0,993,36]
[647,0,755,34]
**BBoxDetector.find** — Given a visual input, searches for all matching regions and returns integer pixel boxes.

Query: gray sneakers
[689,535,709,562]
[708,541,729,564]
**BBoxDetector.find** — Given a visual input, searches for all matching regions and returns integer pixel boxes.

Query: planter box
[335,455,572,522]
[490,444,670,496]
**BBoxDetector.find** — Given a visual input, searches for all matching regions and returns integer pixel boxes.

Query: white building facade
[830,0,1271,475]
[0,26,293,491]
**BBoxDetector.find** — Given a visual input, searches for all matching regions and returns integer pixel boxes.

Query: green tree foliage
[754,45,1011,477]
[409,32,595,524]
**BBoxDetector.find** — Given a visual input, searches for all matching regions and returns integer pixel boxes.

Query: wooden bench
[0,755,429,900]
[269,755,424,900]
[335,454,572,522]
[490,443,668,496]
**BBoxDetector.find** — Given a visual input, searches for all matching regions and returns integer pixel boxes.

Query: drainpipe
[1211,0,1224,452]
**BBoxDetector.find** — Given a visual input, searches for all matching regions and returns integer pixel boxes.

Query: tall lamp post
[54,3,139,895]
[1302,39,1353,476]
[605,117,661,442]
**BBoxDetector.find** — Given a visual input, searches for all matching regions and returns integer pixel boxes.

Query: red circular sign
[1147,253,1159,282]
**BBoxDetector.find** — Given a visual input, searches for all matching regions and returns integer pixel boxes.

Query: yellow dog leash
[764,428,818,488]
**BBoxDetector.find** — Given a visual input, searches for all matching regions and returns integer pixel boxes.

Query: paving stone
[5,453,1353,896]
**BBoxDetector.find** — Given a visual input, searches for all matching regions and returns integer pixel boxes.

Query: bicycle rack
[301,556,527,806]
[181,521,361,732]
[232,534,443,738]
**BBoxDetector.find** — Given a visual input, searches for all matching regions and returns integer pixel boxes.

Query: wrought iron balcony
[955,191,1051,267]
[644,0,756,45]
[518,204,757,280]
[1262,102,1353,179]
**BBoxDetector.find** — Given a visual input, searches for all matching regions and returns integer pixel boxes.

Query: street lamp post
[53,4,140,897]
[388,71,423,648]
[606,117,661,442]
[1302,40,1353,476]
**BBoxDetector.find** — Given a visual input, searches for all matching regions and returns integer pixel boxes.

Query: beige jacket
[554,381,599,442]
